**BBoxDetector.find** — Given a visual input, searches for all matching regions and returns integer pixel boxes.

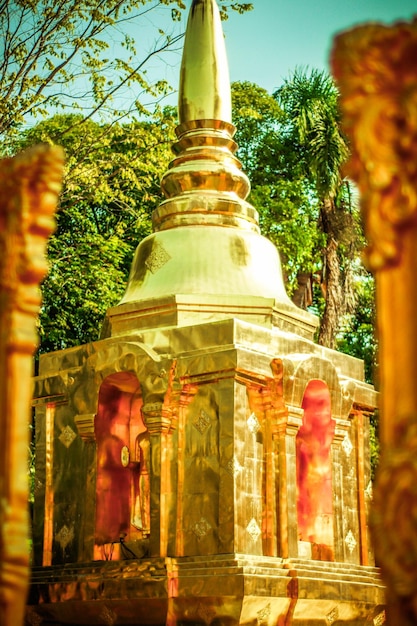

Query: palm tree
[274,68,353,349]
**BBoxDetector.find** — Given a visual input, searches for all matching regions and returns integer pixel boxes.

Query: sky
[222,0,417,94]
[140,0,417,105]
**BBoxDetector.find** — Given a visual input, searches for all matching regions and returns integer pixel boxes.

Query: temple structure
[27,1,385,624]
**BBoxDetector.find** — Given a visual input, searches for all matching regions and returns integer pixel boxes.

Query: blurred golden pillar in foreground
[0,145,64,625]
[332,17,417,626]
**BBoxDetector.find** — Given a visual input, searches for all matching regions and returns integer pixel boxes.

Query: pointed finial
[152,0,256,233]
[179,0,232,123]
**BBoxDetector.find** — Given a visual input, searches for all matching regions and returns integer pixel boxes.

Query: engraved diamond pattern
[55,524,74,549]
[246,517,261,542]
[193,409,211,434]
[257,602,271,624]
[99,605,117,626]
[345,529,357,554]
[373,610,386,626]
[58,425,77,449]
[342,432,353,457]
[192,517,212,539]
[247,412,260,434]
[365,480,373,500]
[226,457,243,477]
[327,607,339,624]
[145,242,171,273]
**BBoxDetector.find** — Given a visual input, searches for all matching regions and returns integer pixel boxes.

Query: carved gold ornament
[0,144,64,625]
[370,423,417,599]
[332,18,417,271]
[332,17,417,625]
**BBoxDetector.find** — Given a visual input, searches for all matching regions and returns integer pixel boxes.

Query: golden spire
[178,0,231,123]
[109,0,318,340]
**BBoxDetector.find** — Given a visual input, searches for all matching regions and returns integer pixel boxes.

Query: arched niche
[296,379,336,561]
[71,341,172,419]
[282,354,348,420]
[94,372,149,559]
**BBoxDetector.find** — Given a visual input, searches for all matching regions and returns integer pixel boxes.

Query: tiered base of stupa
[28,555,385,625]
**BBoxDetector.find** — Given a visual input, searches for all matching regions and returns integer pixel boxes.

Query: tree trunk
[318,197,343,349]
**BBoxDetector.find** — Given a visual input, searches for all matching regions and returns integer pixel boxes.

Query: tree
[231,81,283,179]
[250,182,324,294]
[337,270,377,384]
[274,68,358,349]
[232,81,323,300]
[15,110,176,354]
[232,77,372,352]
[0,0,252,153]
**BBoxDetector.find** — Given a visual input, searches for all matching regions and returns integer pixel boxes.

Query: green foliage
[39,223,131,352]
[15,111,176,353]
[273,69,361,348]
[231,81,322,291]
[232,81,283,178]
[275,68,349,198]
[336,271,377,385]
[250,182,323,294]
[218,3,253,19]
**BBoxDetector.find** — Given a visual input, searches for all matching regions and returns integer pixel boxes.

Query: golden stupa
[27,1,385,624]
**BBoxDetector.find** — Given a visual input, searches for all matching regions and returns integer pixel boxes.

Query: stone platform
[27,555,385,625]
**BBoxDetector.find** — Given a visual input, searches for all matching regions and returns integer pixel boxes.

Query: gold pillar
[276,406,303,558]
[0,145,63,625]
[331,418,349,563]
[142,393,180,558]
[332,17,417,624]
[353,409,371,566]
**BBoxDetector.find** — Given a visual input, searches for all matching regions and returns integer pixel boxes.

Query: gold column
[74,412,97,562]
[258,391,278,558]
[0,145,63,625]
[331,417,350,563]
[354,409,370,566]
[332,18,417,624]
[173,383,198,557]
[242,369,281,557]
[42,404,55,567]
[141,361,181,557]
[275,406,303,558]
[142,396,179,558]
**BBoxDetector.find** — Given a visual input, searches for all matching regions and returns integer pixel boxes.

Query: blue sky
[221,0,417,94]
[142,0,417,104]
